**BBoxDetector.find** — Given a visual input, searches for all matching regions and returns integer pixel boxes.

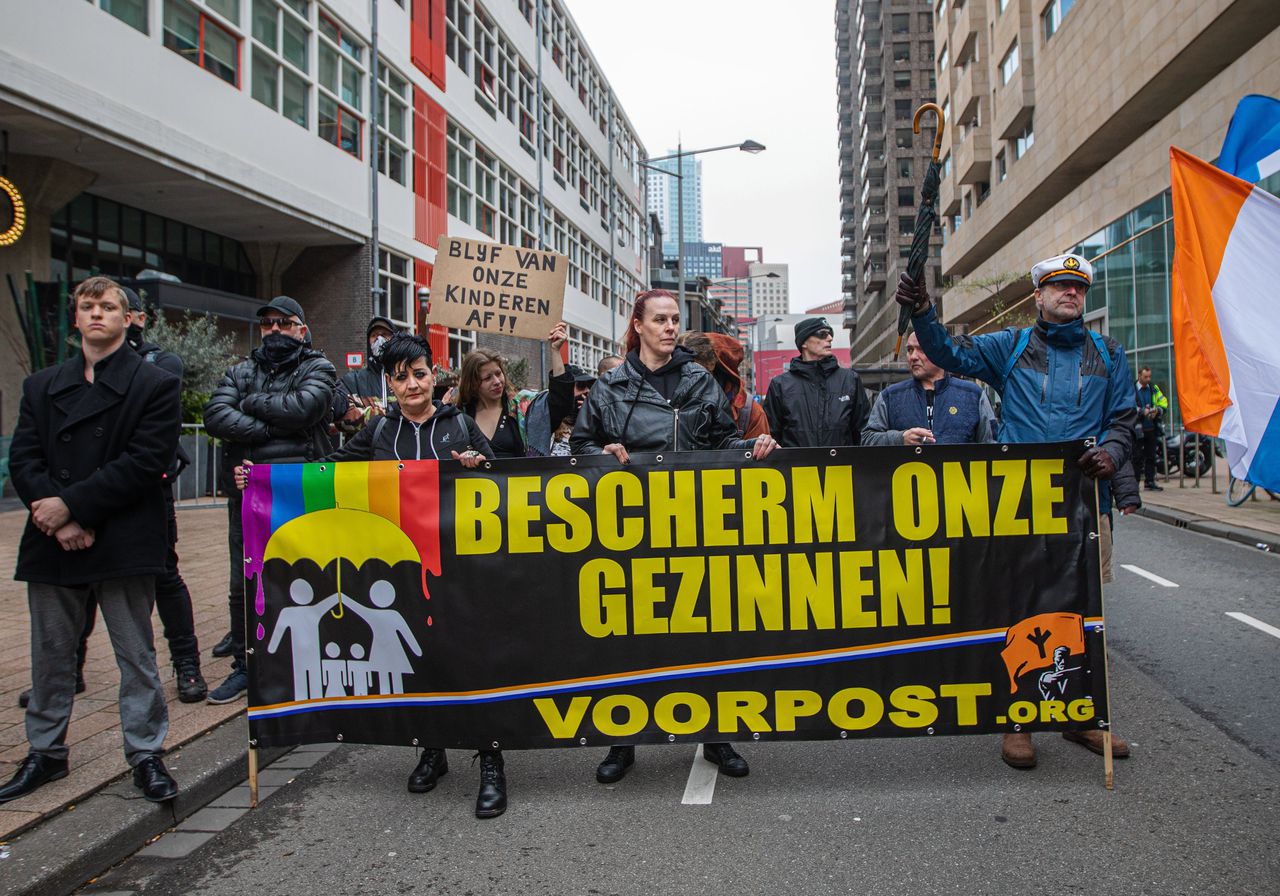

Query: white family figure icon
[268,577,423,701]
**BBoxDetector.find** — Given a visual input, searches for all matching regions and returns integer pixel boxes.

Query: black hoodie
[326,402,494,462]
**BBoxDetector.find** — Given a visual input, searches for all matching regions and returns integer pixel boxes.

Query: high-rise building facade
[645,151,703,258]
[836,0,942,365]
[932,0,1280,431]
[682,241,724,279]
[0,0,649,428]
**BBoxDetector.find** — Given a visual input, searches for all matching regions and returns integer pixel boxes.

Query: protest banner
[427,236,567,339]
[243,442,1110,752]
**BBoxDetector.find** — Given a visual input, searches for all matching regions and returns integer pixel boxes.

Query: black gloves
[894,273,931,316]
[1078,446,1117,480]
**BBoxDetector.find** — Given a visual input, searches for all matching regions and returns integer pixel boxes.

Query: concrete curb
[0,717,286,896]
[1136,504,1280,553]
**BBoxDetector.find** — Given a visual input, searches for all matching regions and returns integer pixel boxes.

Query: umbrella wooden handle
[913,102,946,163]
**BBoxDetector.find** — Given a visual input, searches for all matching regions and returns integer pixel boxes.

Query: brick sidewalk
[1142,471,1280,537]
[0,505,244,841]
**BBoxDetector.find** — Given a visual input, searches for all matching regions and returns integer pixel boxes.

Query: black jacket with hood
[326,402,494,462]
[203,338,336,470]
[762,355,871,448]
[571,348,755,454]
[331,315,397,424]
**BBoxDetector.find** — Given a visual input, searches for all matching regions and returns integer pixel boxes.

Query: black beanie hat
[794,317,833,349]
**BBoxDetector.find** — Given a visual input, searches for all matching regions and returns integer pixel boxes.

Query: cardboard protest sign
[428,237,567,339]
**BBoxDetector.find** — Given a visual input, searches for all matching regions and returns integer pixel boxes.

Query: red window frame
[175,7,240,89]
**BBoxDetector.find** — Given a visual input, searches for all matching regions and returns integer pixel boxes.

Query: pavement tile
[1142,476,1280,536]
[137,830,217,859]
[176,806,247,832]
[255,768,299,787]
[265,751,330,769]
[208,785,279,808]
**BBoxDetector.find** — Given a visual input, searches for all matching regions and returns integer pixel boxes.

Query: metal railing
[174,423,227,507]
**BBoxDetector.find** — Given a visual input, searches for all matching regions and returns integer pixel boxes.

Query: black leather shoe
[702,743,749,777]
[18,676,86,708]
[132,756,179,803]
[474,751,506,819]
[407,748,448,793]
[1145,483,1164,491]
[0,754,69,803]
[595,745,635,784]
[211,632,234,658]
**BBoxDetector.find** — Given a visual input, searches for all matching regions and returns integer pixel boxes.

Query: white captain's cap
[1031,253,1093,289]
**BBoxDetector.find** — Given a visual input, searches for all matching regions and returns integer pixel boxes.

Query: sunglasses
[260,317,301,331]
[812,329,834,340]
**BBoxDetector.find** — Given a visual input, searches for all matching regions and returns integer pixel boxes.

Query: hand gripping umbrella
[894,102,947,359]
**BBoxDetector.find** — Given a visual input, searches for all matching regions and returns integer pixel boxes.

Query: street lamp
[641,140,766,309]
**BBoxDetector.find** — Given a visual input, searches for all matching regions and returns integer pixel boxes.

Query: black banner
[244,442,1109,750]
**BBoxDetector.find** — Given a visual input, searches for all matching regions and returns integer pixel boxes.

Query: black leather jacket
[571,352,754,454]
[762,355,871,448]
[204,342,336,470]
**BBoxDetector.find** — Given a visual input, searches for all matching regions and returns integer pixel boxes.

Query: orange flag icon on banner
[999,613,1086,694]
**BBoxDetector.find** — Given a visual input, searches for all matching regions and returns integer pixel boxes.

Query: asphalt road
[79,516,1280,896]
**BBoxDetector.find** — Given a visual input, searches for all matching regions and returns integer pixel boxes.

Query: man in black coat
[331,315,399,435]
[2,276,182,804]
[203,296,336,704]
[763,316,871,447]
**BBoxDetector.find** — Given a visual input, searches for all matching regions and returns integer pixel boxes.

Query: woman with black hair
[237,334,510,818]
[571,289,777,784]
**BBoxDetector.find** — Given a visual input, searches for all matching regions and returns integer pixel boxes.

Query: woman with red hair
[571,289,777,784]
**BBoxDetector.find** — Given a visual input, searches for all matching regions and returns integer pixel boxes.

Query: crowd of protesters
[4,255,1142,817]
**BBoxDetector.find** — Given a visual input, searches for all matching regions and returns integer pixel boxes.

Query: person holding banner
[895,253,1136,770]
[571,289,778,783]
[458,349,525,458]
[235,334,511,817]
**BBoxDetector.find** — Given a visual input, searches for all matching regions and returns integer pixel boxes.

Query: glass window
[252,0,278,48]
[252,50,279,109]
[1043,0,1075,42]
[316,12,365,157]
[206,0,238,23]
[282,70,308,126]
[378,250,413,328]
[95,0,148,33]
[377,64,410,186]
[1134,222,1170,350]
[163,0,240,87]
[999,41,1019,86]
[282,14,308,69]
[1101,241,1135,351]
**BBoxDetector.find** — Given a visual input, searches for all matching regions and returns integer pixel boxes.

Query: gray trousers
[27,576,169,767]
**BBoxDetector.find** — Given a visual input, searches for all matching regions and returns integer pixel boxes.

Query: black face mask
[260,332,304,366]
[126,323,144,349]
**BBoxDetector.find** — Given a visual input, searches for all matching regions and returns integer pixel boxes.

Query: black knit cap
[794,317,833,349]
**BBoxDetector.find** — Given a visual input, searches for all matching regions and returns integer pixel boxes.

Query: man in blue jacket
[895,252,1136,771]
[861,330,996,446]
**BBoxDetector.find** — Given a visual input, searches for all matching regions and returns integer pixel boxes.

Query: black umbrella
[895,102,947,359]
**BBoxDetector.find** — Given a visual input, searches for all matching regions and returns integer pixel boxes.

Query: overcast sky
[567,0,841,314]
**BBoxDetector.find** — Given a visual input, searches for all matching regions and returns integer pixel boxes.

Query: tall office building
[0,0,649,428]
[932,0,1280,430]
[645,151,703,258]
[836,0,942,365]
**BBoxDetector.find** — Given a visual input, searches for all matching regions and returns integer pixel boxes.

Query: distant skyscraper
[645,151,703,258]
[837,0,941,364]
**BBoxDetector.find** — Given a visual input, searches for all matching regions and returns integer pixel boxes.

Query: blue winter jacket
[912,306,1137,510]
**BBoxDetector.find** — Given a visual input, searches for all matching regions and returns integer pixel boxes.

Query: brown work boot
[1063,729,1130,758]
[1001,733,1037,769]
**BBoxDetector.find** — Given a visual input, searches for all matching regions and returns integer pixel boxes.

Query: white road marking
[1226,612,1280,640]
[1121,564,1179,587]
[681,745,719,805]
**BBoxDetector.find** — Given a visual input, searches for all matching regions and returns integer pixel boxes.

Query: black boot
[174,656,208,703]
[211,631,234,658]
[407,748,448,793]
[702,742,749,777]
[595,745,635,783]
[474,750,506,819]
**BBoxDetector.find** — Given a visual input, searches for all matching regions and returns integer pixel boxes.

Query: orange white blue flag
[1170,147,1280,492]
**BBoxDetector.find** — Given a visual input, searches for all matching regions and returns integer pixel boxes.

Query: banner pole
[1095,471,1116,791]
[249,747,259,808]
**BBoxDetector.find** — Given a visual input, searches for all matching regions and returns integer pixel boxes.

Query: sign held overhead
[429,236,568,339]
